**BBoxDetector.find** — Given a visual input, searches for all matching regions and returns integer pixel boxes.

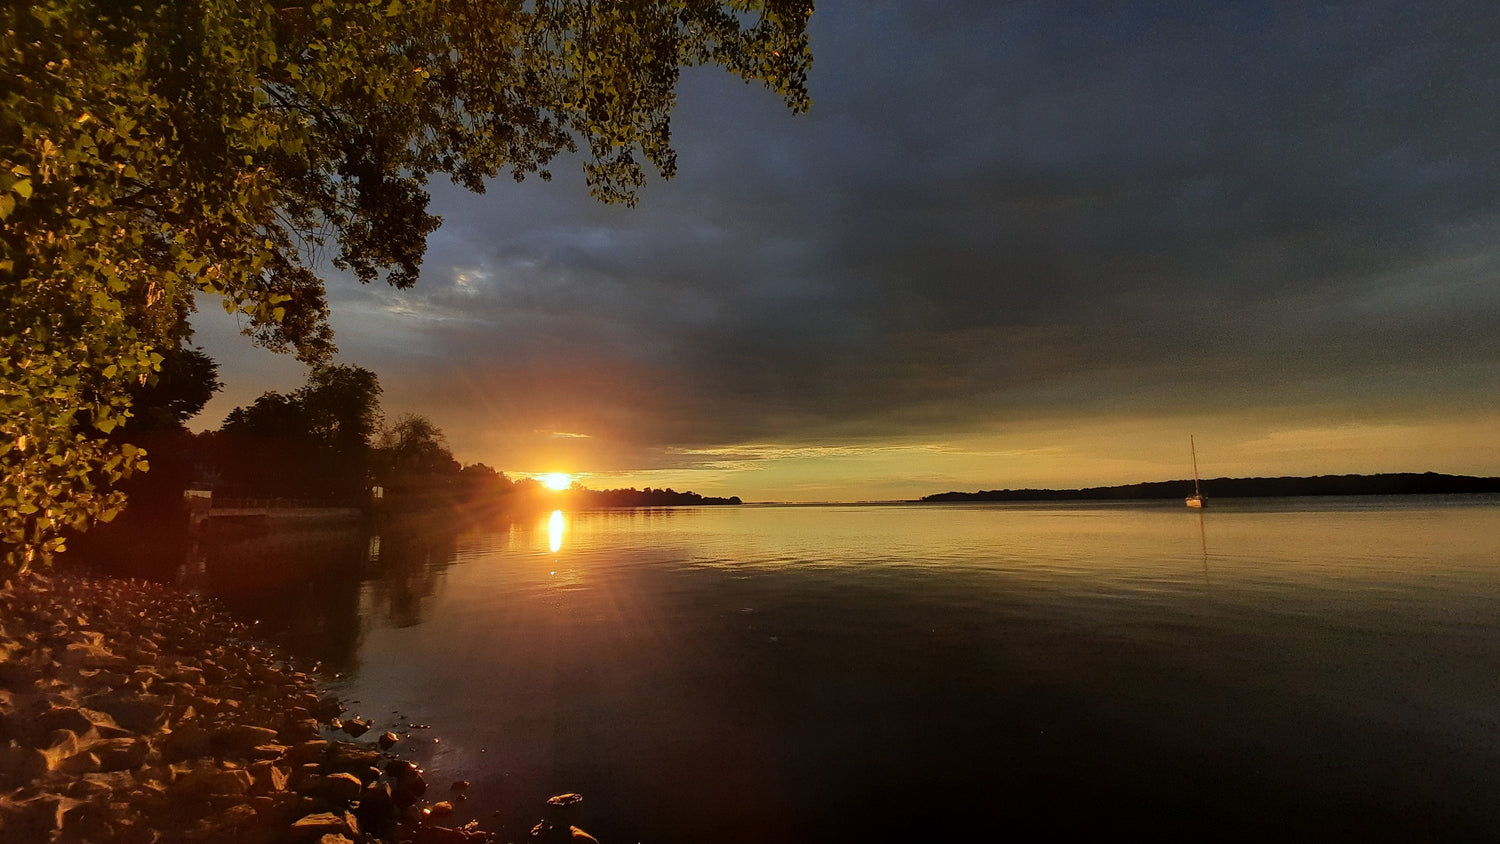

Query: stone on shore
[290,809,359,839]
[321,771,364,804]
[0,571,597,844]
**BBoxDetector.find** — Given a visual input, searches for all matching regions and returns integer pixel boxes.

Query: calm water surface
[171,498,1500,840]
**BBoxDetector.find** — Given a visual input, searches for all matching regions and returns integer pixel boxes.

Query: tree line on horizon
[921,473,1500,503]
[104,354,738,519]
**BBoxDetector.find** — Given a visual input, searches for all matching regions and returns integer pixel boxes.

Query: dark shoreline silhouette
[921,472,1500,503]
[564,487,743,508]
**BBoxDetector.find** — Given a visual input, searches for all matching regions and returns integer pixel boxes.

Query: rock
[67,775,114,799]
[89,668,130,688]
[355,780,397,835]
[92,694,169,732]
[286,739,330,765]
[57,750,101,777]
[428,800,455,818]
[173,765,254,797]
[204,802,260,834]
[167,666,206,686]
[314,696,343,719]
[164,701,198,728]
[0,574,531,844]
[248,760,289,795]
[58,796,114,841]
[324,742,380,773]
[529,821,601,843]
[528,794,599,844]
[60,641,128,670]
[450,779,470,791]
[384,758,418,779]
[0,740,30,783]
[36,706,94,736]
[321,771,363,804]
[45,728,83,759]
[252,790,303,825]
[289,810,358,839]
[164,723,212,759]
[213,724,282,754]
[249,742,290,760]
[546,793,584,827]
[0,792,78,839]
[65,629,106,649]
[280,718,322,744]
[291,763,325,791]
[21,730,84,778]
[91,736,150,772]
[386,759,427,805]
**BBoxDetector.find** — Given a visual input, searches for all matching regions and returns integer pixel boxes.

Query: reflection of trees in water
[193,522,370,672]
[203,517,467,666]
[71,514,369,671]
[361,518,461,629]
[74,510,483,668]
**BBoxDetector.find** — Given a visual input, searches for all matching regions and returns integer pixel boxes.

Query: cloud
[197,0,1500,493]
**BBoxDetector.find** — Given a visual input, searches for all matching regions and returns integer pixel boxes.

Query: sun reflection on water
[548,509,565,554]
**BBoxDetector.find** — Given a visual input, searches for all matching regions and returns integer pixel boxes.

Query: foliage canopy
[1,0,813,569]
[218,364,382,498]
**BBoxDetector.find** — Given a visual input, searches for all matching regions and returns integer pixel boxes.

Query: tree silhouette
[3,0,812,569]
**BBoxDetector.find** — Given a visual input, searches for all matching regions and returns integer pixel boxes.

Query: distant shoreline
[920,472,1500,503]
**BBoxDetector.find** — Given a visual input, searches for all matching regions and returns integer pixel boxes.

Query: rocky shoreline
[0,571,597,843]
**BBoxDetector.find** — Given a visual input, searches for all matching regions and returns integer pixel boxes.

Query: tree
[373,413,461,502]
[123,345,222,436]
[1,0,813,569]
[296,365,383,456]
[108,342,221,513]
[375,413,457,476]
[219,364,382,499]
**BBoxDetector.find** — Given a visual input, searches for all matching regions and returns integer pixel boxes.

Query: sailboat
[1185,435,1206,508]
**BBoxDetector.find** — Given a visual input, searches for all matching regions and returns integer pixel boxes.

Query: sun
[541,472,573,491]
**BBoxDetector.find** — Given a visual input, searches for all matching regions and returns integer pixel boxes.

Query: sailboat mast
[1190,435,1202,498]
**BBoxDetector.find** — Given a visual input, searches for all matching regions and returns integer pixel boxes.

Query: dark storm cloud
[326,0,1500,461]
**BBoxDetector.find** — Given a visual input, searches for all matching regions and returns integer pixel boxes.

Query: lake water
[142,497,1500,840]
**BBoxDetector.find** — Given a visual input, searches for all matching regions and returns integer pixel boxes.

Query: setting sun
[541,472,573,491]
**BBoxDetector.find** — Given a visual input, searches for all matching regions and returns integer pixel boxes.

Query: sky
[191,0,1500,502]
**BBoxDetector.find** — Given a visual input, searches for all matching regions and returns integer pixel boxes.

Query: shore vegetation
[922,472,1500,503]
[2,0,813,571]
